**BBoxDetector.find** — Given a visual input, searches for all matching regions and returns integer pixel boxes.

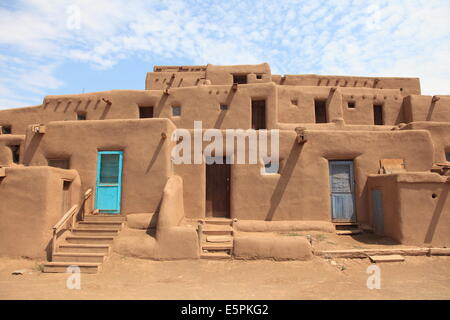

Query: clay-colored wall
[0,105,42,134]
[23,119,175,214]
[146,71,206,90]
[368,173,450,246]
[0,135,25,166]
[206,63,271,85]
[0,167,81,258]
[404,95,450,123]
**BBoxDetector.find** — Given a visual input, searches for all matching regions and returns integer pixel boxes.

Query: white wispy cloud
[0,0,449,109]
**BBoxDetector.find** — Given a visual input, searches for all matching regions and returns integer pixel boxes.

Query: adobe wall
[23,119,175,214]
[403,95,450,123]
[0,167,81,258]
[0,105,42,134]
[0,134,25,166]
[175,129,434,224]
[368,173,450,246]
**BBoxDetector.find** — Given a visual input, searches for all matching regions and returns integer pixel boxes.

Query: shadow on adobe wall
[425,184,449,244]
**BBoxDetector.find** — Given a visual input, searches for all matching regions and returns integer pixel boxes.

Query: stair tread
[79,221,123,224]
[53,252,106,257]
[66,235,115,239]
[201,252,231,258]
[336,229,362,235]
[206,235,233,242]
[59,244,111,248]
[44,261,102,266]
[369,254,405,262]
[73,228,119,231]
[202,243,233,249]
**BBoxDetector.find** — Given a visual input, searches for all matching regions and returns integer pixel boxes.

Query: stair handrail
[51,188,93,255]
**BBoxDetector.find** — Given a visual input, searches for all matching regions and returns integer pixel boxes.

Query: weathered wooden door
[95,151,123,214]
[371,189,384,235]
[329,160,356,221]
[206,158,230,218]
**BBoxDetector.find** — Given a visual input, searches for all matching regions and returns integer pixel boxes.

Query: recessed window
[172,106,181,117]
[9,145,20,164]
[347,101,356,109]
[48,159,70,169]
[220,104,228,111]
[1,125,11,134]
[77,112,86,120]
[251,100,266,130]
[291,99,298,106]
[445,153,450,162]
[233,74,247,84]
[256,74,263,80]
[139,106,154,118]
[314,99,327,123]
[373,104,384,125]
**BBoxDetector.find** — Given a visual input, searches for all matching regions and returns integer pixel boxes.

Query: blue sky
[1,0,450,109]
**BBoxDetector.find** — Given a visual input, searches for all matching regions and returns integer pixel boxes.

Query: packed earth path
[0,254,449,300]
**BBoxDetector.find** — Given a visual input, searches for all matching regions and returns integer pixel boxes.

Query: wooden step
[71,228,119,236]
[77,221,123,230]
[83,215,126,222]
[202,243,233,250]
[336,229,363,235]
[52,252,106,263]
[369,255,405,263]
[200,252,231,260]
[65,235,115,245]
[43,262,102,274]
[202,219,233,226]
[58,244,111,254]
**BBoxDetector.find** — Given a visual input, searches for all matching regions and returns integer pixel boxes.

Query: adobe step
[43,262,102,274]
[202,243,233,251]
[52,252,106,263]
[202,219,233,226]
[83,215,126,222]
[77,221,124,230]
[71,228,119,236]
[200,252,231,260]
[336,229,363,235]
[58,243,111,254]
[65,235,115,245]
[202,225,233,236]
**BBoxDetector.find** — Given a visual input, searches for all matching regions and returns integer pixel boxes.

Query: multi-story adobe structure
[0,63,449,273]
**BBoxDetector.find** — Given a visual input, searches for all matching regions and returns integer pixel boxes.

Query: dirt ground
[0,253,449,300]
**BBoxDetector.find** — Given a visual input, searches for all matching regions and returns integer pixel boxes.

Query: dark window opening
[62,180,72,214]
[348,101,356,109]
[9,145,20,164]
[373,104,384,125]
[1,125,11,134]
[256,74,263,79]
[445,153,450,162]
[251,100,266,130]
[263,159,280,174]
[77,112,86,120]
[291,99,298,106]
[139,106,154,119]
[48,159,70,169]
[233,74,247,84]
[172,106,181,117]
[314,99,327,123]
[220,104,228,111]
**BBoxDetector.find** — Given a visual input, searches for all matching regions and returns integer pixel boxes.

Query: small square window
[139,106,154,118]
[220,104,228,111]
[291,99,298,106]
[262,159,280,174]
[348,101,356,109]
[172,106,181,117]
[256,74,263,80]
[77,112,86,120]
[1,125,12,134]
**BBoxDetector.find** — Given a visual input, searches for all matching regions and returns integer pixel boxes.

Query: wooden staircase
[199,219,234,260]
[334,222,363,235]
[43,214,125,273]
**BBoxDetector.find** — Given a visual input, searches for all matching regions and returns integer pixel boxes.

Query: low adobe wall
[0,134,25,166]
[0,167,81,258]
[368,173,450,246]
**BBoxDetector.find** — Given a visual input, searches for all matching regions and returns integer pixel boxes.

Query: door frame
[205,156,231,218]
[328,160,357,222]
[95,150,123,214]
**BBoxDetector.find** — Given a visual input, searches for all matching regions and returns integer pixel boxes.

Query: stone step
[200,252,231,260]
[52,252,106,263]
[58,243,111,254]
[71,228,119,236]
[336,229,362,235]
[83,215,126,222]
[77,221,123,230]
[43,262,102,274]
[65,235,115,245]
[369,255,405,263]
[202,243,233,251]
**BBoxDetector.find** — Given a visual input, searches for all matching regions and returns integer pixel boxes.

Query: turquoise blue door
[329,160,356,221]
[95,151,123,214]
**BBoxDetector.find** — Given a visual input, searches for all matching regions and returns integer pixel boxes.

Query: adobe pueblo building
[0,63,449,273]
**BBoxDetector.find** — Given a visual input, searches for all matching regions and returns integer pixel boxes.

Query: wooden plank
[369,255,405,262]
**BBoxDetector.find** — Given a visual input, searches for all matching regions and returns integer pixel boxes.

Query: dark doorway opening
[251,100,266,130]
[9,145,20,164]
[206,157,231,218]
[139,106,154,118]
[373,104,384,125]
[233,74,247,84]
[62,180,71,215]
[314,99,327,123]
